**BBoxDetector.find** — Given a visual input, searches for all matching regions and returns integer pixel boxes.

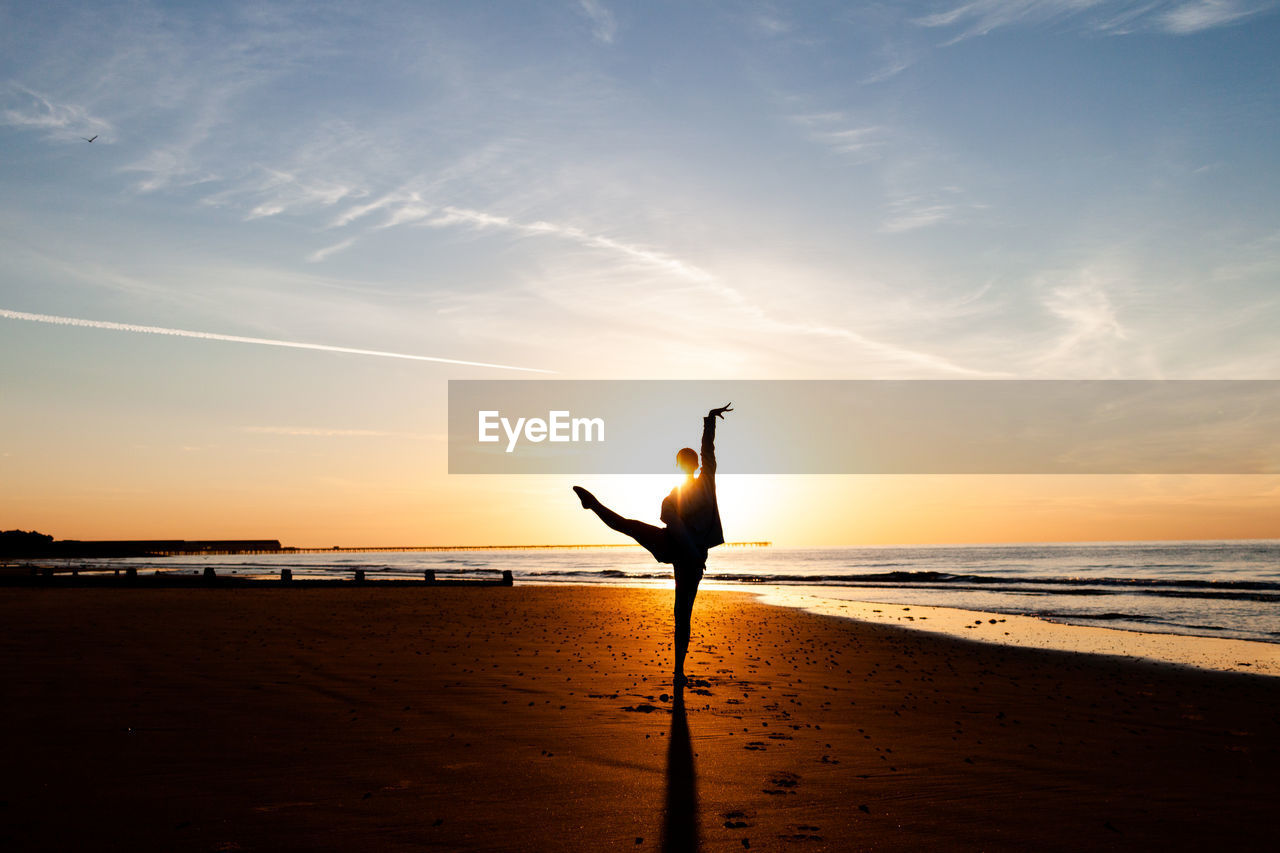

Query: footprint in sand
[779,824,823,842]
[763,771,800,795]
[622,703,659,713]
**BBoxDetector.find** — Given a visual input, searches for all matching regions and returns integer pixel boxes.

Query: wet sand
[1,586,1277,851]
[756,586,1280,676]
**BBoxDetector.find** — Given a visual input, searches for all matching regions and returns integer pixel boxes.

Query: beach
[2,586,1277,852]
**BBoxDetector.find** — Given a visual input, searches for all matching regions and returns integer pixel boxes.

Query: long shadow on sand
[662,687,699,852]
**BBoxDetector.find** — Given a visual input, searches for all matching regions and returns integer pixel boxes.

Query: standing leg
[673,562,703,686]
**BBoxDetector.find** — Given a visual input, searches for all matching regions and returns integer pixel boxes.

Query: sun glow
[580,475,684,524]
[570,473,785,543]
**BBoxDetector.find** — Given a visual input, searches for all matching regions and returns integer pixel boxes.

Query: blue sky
[3,1,1279,542]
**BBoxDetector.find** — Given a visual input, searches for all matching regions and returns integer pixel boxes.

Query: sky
[2,0,1279,546]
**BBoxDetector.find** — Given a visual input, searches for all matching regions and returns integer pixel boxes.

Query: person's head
[676,447,699,476]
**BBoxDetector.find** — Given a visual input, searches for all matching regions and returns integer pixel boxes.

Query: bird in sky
[81,135,98,143]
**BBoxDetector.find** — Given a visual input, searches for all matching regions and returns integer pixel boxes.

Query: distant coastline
[0,530,769,560]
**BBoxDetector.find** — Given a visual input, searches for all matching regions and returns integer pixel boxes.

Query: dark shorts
[629,522,706,572]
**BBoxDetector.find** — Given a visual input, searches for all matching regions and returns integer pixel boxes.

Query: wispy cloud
[1160,0,1267,33]
[0,308,555,374]
[749,8,793,36]
[576,0,618,43]
[1035,271,1131,372]
[0,83,111,139]
[118,87,237,192]
[766,316,1009,377]
[330,191,415,229]
[428,206,717,282]
[880,187,983,233]
[790,112,887,160]
[236,167,363,220]
[319,194,720,284]
[241,426,444,439]
[882,200,957,233]
[912,0,1098,42]
[913,0,1276,42]
[123,146,222,193]
[306,237,358,263]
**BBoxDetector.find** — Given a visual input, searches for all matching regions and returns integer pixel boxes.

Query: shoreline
[750,584,1280,678]
[6,565,1277,677]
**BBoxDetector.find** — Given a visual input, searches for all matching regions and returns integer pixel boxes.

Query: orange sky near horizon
[5,471,1278,548]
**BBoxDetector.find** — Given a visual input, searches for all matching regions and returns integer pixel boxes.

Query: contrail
[0,308,556,374]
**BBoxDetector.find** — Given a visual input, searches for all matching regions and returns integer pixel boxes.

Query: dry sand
[1,586,1277,851]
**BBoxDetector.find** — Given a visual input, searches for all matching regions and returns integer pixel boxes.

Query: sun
[573,475,684,523]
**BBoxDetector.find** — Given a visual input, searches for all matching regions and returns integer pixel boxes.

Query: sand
[1,586,1277,851]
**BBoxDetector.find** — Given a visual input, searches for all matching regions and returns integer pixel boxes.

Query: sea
[59,540,1280,646]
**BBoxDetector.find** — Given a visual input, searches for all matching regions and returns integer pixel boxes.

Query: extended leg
[573,486,671,561]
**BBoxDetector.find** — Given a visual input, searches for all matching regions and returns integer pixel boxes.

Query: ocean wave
[418,566,1280,603]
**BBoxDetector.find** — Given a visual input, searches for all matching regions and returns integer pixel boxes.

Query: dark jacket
[668,415,725,551]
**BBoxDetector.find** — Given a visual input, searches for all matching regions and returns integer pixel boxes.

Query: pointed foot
[572,486,598,510]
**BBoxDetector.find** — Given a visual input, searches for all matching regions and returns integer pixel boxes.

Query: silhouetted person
[574,404,731,685]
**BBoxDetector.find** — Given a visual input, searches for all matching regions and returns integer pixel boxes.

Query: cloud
[325,196,721,285]
[186,157,367,220]
[306,237,357,263]
[1036,271,1130,371]
[576,0,618,43]
[1160,0,1265,33]
[790,112,887,160]
[764,316,1008,377]
[882,202,956,233]
[239,168,362,220]
[241,426,444,439]
[117,82,243,193]
[749,10,793,36]
[912,0,1098,42]
[124,147,222,193]
[880,186,984,233]
[913,0,1276,42]
[430,205,728,286]
[0,307,555,374]
[312,188,1004,377]
[330,192,415,228]
[0,83,111,139]
[419,227,1006,378]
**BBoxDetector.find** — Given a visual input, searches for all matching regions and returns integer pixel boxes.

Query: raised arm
[701,403,732,478]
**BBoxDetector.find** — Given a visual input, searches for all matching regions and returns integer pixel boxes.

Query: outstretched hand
[709,403,734,419]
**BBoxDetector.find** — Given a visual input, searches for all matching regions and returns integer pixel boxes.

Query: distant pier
[266,541,772,556]
[1,539,770,561]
